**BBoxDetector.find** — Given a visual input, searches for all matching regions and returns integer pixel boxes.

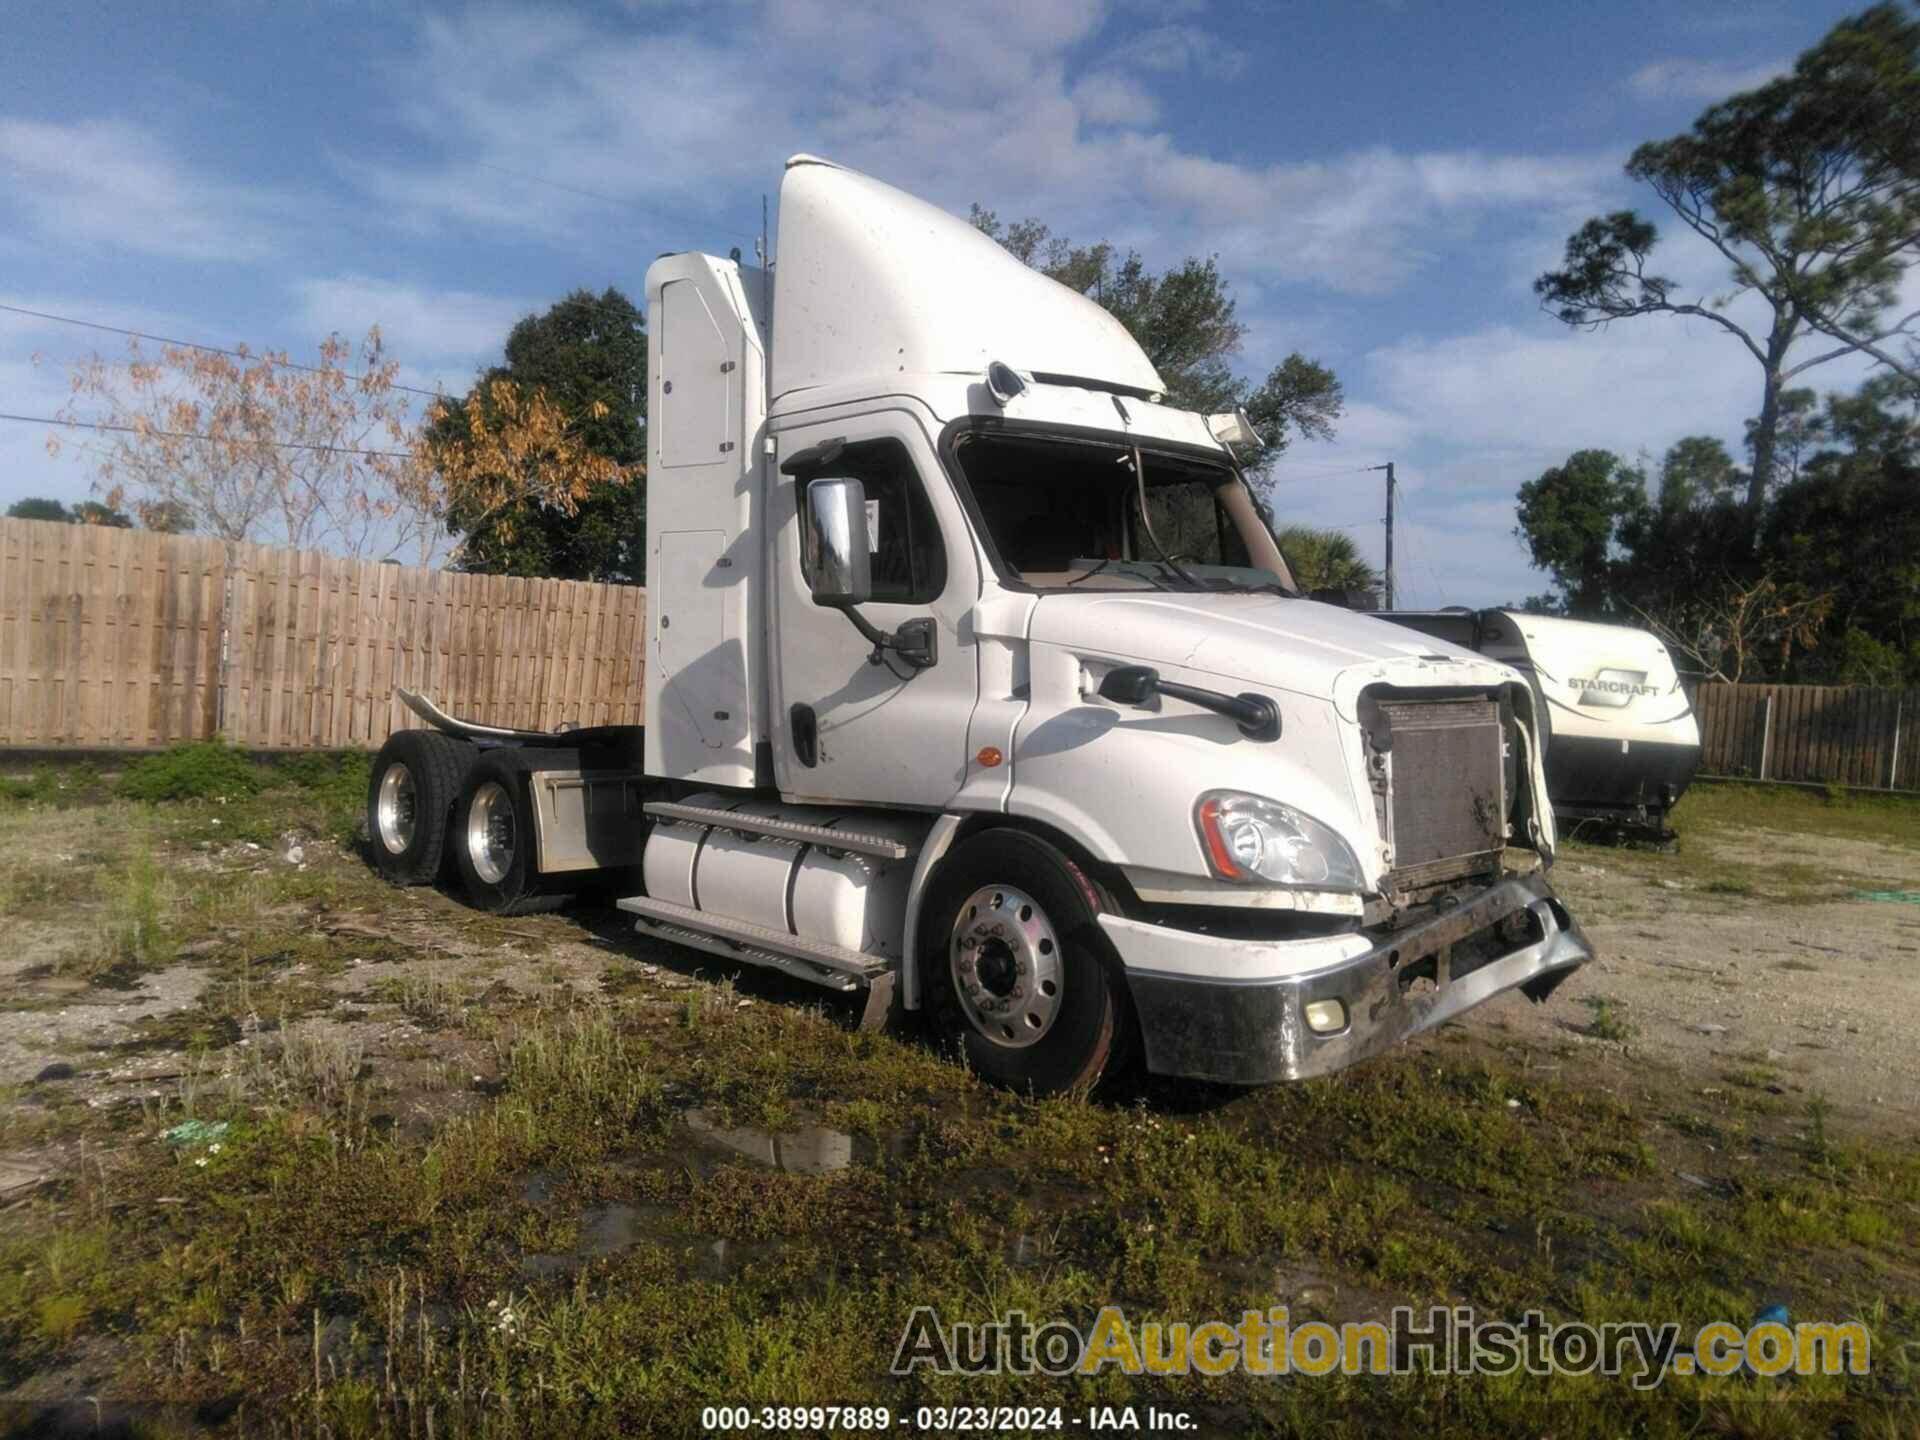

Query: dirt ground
[4,800,1913,1131]
[1,763,1916,1434]
[1494,833,1920,1134]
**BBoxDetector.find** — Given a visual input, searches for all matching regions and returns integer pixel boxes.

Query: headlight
[1193,791,1365,889]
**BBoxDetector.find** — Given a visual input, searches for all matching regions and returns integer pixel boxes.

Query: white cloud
[1072,72,1160,127]
[1627,58,1788,102]
[351,5,1621,298]
[1103,22,1246,77]
[0,117,283,262]
[292,276,536,369]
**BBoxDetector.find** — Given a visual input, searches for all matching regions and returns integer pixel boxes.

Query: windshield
[950,429,1295,593]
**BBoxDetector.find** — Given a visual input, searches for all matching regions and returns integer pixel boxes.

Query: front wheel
[918,829,1130,1095]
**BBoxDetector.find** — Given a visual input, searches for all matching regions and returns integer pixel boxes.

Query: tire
[450,750,571,915]
[366,731,476,885]
[918,828,1130,1096]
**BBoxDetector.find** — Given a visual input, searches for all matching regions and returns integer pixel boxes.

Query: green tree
[6,497,134,527]
[71,500,134,528]
[969,207,1344,469]
[436,288,647,582]
[1654,436,1743,510]
[1536,4,1920,514]
[1513,449,1648,614]
[1612,437,1756,647]
[1274,525,1381,593]
[7,497,71,522]
[138,500,194,534]
[1762,374,1920,680]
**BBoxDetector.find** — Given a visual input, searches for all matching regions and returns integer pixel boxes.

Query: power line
[0,303,450,401]
[0,411,416,460]
[1264,462,1386,481]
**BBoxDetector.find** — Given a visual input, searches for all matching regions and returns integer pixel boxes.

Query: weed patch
[118,742,264,804]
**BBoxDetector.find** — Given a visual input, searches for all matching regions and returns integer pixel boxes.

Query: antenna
[755,193,769,266]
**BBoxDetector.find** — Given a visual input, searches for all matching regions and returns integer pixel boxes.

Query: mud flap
[859,971,901,1033]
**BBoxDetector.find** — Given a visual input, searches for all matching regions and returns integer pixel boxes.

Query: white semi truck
[364,155,1593,1093]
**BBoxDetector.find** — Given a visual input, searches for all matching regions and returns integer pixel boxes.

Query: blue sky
[0,0,1892,603]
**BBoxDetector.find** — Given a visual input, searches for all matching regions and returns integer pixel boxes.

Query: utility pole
[1370,461,1396,608]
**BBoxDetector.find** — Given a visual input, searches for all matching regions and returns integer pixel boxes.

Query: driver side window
[795,438,945,603]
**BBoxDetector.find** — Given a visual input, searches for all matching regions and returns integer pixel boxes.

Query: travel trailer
[1377,609,1700,837]
[365,155,1593,1093]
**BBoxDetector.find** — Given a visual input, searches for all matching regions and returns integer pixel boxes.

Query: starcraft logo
[1569,668,1659,708]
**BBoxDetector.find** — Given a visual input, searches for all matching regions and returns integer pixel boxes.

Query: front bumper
[1105,872,1592,1085]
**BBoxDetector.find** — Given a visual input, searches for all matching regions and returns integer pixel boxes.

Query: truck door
[770,411,980,807]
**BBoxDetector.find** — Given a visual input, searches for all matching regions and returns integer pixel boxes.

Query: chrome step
[618,895,891,983]
[642,801,918,860]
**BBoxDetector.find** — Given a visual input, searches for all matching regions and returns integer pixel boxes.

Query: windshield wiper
[1128,444,1202,589]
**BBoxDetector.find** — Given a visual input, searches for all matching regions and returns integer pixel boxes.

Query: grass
[0,756,1915,1434]
[1674,780,1920,851]
[1,986,1912,1434]
[1564,780,1920,903]
[1579,994,1637,1043]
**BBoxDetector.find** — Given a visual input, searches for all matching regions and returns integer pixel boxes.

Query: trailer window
[794,438,945,603]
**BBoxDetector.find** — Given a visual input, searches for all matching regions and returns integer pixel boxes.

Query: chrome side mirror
[802,476,871,606]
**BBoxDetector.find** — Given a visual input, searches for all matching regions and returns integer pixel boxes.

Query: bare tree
[1626,572,1833,683]
[53,330,441,561]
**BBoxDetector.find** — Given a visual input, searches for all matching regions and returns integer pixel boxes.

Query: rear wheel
[919,829,1130,1095]
[366,731,474,885]
[451,751,569,914]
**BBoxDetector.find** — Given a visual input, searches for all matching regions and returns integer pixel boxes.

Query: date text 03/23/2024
[701,1405,1197,1432]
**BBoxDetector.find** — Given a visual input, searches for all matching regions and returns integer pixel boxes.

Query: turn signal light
[1303,999,1348,1034]
[975,746,1004,768]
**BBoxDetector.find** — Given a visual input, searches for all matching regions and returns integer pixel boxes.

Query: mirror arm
[1098,664,1279,742]
[827,601,938,671]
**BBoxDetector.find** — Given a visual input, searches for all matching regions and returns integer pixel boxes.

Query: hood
[1027,590,1523,716]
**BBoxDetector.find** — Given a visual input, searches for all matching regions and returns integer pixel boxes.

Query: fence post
[1892,696,1904,791]
[1758,693,1773,781]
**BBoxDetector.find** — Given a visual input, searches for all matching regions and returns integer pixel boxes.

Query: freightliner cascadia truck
[365,155,1594,1094]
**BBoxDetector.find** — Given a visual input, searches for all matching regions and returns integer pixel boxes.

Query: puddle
[521,1201,674,1277]
[685,1108,887,1174]
[690,1235,772,1281]
[1005,1231,1057,1269]
[513,1109,909,1281]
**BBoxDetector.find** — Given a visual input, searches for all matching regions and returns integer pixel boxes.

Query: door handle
[790,704,819,768]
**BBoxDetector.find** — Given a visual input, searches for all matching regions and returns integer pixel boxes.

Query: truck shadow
[558,899,1246,1116]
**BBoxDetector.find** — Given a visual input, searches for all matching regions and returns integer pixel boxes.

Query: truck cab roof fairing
[772,156,1167,403]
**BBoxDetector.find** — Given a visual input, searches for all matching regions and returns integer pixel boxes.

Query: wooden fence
[1692,681,1918,793]
[0,517,646,750]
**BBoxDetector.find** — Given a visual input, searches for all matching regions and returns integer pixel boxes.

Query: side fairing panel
[643,254,770,787]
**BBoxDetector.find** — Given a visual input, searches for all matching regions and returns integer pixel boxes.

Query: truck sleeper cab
[365,155,1594,1093]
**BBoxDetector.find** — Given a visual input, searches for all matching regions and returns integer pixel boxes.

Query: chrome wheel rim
[376,763,416,854]
[949,884,1063,1048]
[466,780,516,884]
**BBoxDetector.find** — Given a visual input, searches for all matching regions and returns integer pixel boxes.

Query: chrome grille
[1381,697,1505,869]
